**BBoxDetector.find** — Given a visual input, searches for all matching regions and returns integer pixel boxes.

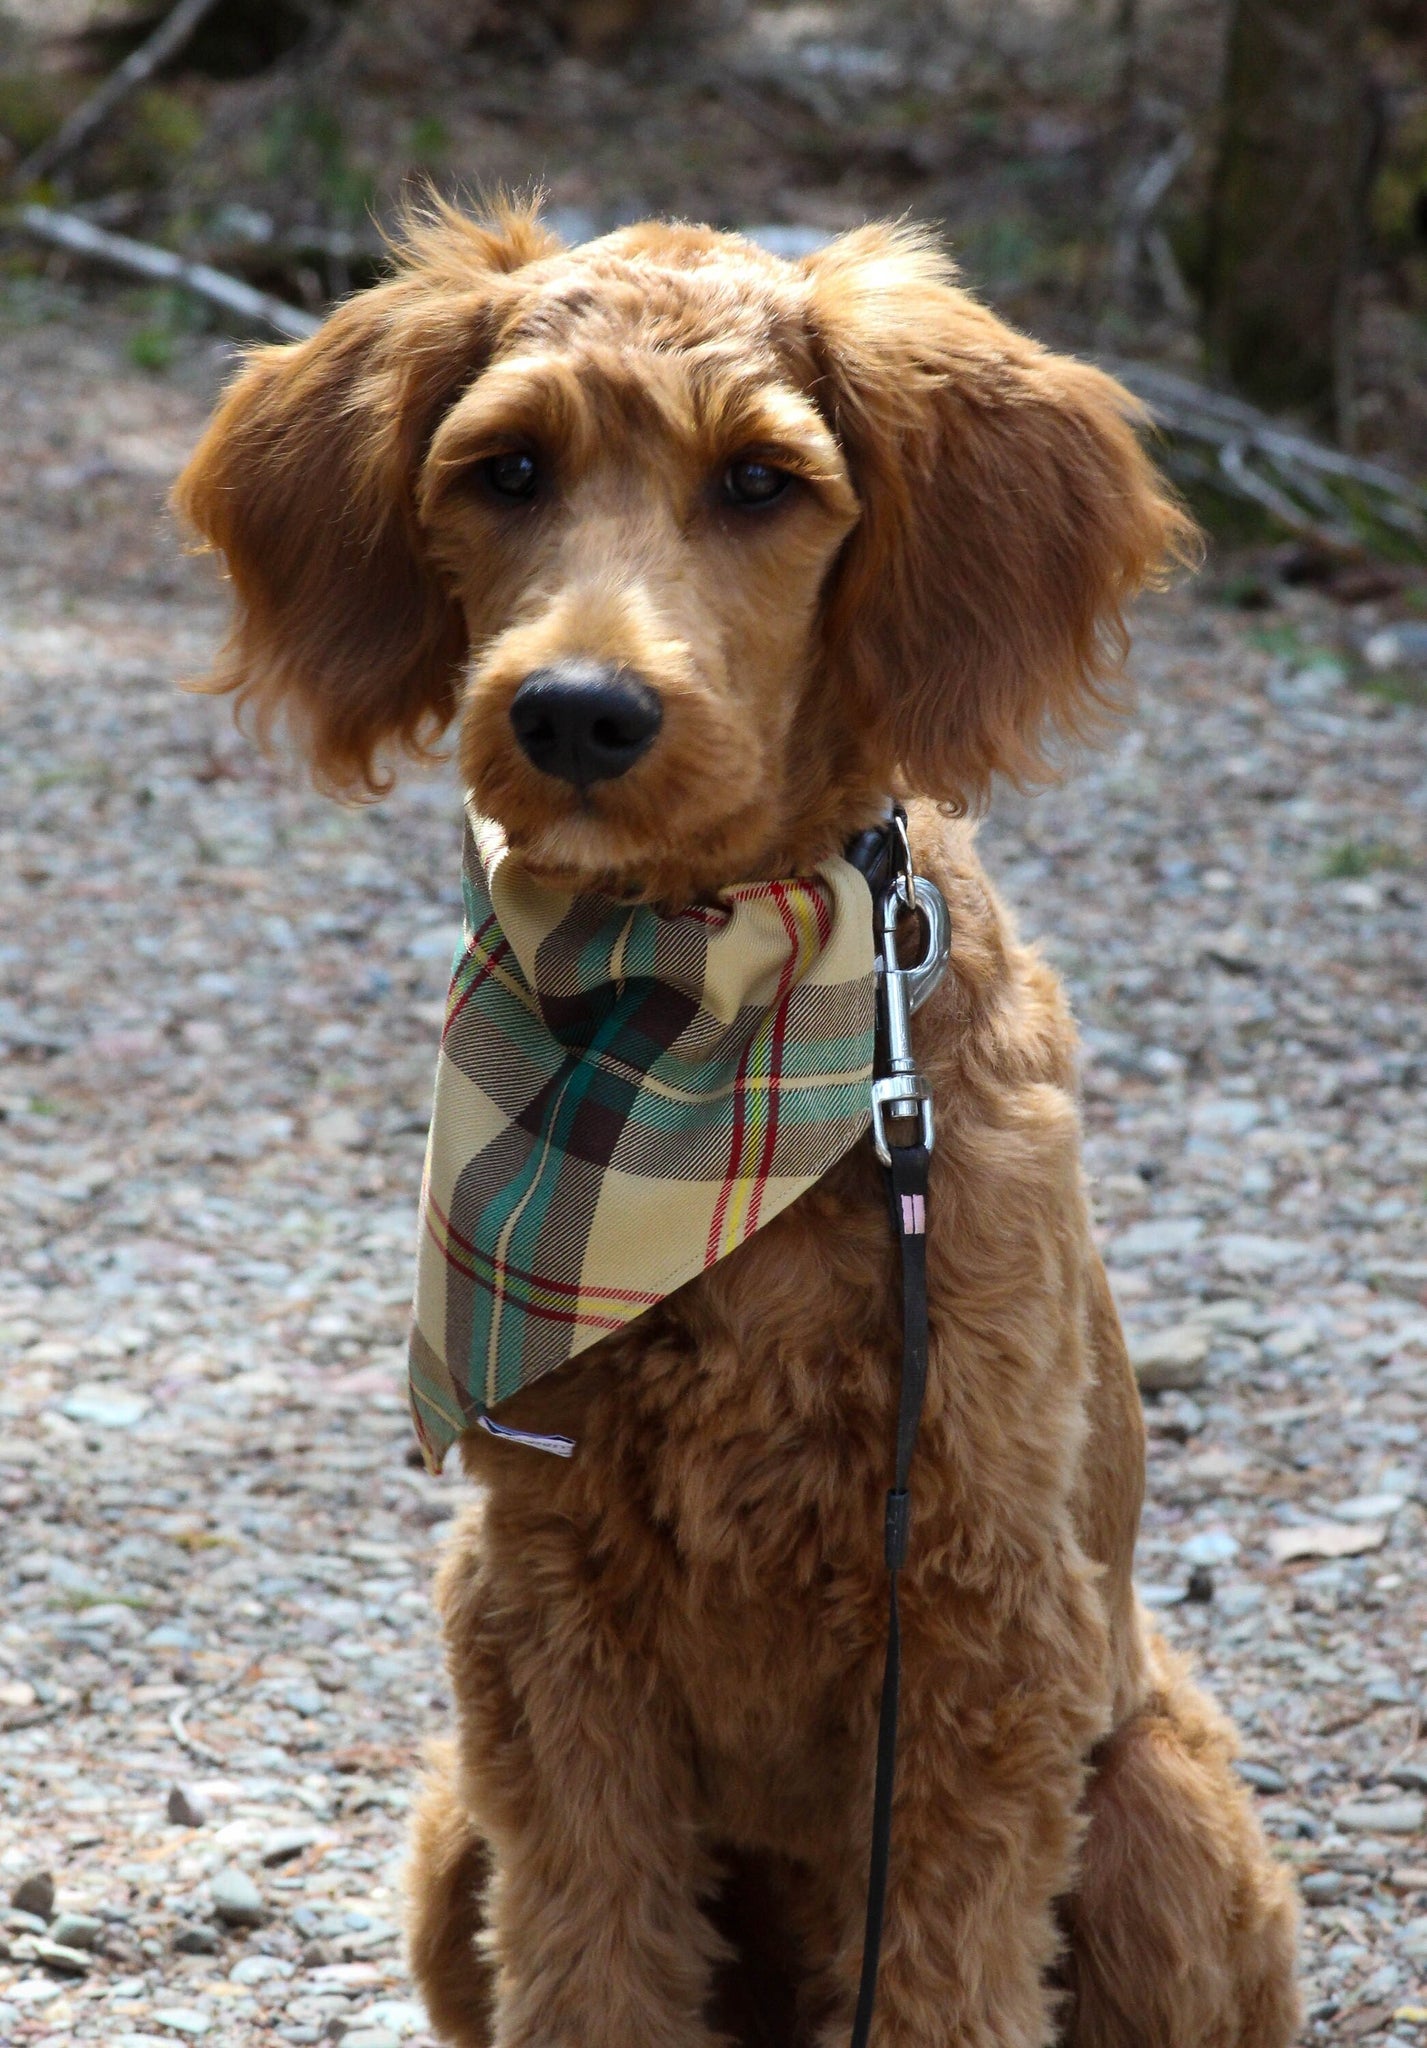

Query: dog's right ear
[173,204,558,795]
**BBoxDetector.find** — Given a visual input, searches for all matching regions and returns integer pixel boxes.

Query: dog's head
[175,200,1193,900]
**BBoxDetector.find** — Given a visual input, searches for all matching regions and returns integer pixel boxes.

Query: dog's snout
[509,662,663,789]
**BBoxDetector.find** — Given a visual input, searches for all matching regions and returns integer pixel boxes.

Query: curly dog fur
[175,201,1300,2047]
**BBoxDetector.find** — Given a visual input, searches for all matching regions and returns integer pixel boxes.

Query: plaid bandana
[408,808,878,1469]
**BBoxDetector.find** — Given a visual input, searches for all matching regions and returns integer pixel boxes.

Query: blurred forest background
[2,0,1427,569]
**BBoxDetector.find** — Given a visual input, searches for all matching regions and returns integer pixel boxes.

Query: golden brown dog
[175,202,1300,2048]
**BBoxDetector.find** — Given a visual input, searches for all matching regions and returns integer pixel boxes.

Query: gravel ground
[1,307,1425,2047]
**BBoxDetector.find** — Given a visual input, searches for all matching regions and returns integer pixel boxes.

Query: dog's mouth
[459,658,787,904]
[473,778,790,907]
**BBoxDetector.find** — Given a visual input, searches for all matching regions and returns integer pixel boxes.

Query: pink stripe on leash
[900,1193,925,1236]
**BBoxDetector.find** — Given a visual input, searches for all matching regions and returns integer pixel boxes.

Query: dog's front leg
[815,1576,1109,2048]
[441,1540,728,2048]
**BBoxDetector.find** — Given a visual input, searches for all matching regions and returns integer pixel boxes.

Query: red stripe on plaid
[440,914,505,1047]
[703,879,808,1260]
[743,880,802,1238]
[426,1186,659,1311]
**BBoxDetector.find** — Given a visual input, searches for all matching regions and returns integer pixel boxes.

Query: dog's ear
[804,225,1197,804]
[173,203,559,795]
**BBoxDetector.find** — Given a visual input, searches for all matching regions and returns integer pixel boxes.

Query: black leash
[844,810,946,2048]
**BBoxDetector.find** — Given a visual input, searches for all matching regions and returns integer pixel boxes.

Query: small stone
[173,1924,223,1955]
[1189,1297,1265,1334]
[1185,1564,1215,1603]
[210,1867,265,1928]
[59,1384,148,1429]
[33,1936,92,1974]
[1260,1321,1318,1364]
[48,1912,103,1951]
[1214,1234,1312,1275]
[7,1976,68,2004]
[1114,1217,1204,1262]
[1130,1321,1211,1392]
[1138,1582,1187,1608]
[229,1952,293,1985]
[1267,1521,1388,1564]
[1217,1583,1265,1618]
[1300,1871,1348,1902]
[309,1108,364,1151]
[1182,1448,1247,1484]
[1333,1492,1406,1523]
[1390,1867,1427,1892]
[260,1826,319,1866]
[10,1873,54,1921]
[167,1785,207,1827]
[1389,1766,1427,1793]
[5,1909,49,1936]
[1236,1761,1287,1794]
[302,1938,340,1967]
[1336,1797,1426,1835]
[1145,1393,1204,1442]
[151,2009,213,2037]
[1181,1528,1238,1568]
[363,2002,427,2038]
[1364,623,1427,670]
[1402,1916,1427,1960]
[1189,1095,1262,1136]
[1365,1259,1427,1301]
[343,2031,400,2048]
[147,1624,199,1650]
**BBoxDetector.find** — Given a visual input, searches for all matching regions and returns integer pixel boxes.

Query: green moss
[1320,839,1410,879]
[407,114,450,168]
[0,69,68,158]
[1371,105,1427,254]
[92,84,204,189]
[134,86,203,160]
[1359,668,1427,708]
[125,286,207,374]
[128,326,175,373]
[260,98,374,222]
[1247,624,1308,658]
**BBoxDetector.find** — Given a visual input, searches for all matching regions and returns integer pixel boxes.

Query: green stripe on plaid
[407,808,876,1469]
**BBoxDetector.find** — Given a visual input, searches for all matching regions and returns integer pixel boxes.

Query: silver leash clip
[869,846,950,1168]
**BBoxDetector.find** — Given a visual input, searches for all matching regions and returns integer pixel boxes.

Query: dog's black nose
[509,662,663,789]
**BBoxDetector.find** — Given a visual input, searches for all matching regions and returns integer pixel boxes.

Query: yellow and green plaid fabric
[409,808,877,1468]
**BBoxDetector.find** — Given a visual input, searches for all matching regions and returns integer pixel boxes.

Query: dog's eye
[723,458,792,507]
[483,451,539,501]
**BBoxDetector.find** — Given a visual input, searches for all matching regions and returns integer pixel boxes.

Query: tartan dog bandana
[408,807,878,1469]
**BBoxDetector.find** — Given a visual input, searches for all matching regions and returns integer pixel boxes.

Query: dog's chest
[585,1147,904,1567]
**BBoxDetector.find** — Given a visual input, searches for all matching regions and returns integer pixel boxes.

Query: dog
[174,201,1300,2048]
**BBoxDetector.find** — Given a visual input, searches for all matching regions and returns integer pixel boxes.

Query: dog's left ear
[804,226,1197,803]
[173,200,560,796]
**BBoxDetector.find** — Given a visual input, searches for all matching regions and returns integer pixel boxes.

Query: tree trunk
[1204,0,1369,436]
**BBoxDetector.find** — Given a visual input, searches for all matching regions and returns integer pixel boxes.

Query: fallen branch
[1100,351,1427,553]
[12,201,319,341]
[169,1663,254,1765]
[1108,131,1194,296]
[15,0,226,188]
